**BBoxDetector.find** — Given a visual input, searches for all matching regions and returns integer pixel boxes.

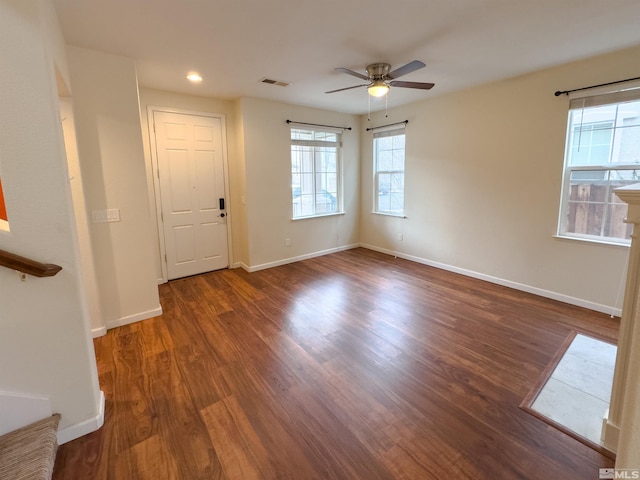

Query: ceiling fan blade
[325,84,369,94]
[386,60,426,79]
[335,67,370,81]
[389,80,435,90]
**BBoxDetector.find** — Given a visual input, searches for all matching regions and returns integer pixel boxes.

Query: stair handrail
[0,249,62,277]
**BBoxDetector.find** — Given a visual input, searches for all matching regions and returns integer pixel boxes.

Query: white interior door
[154,111,228,280]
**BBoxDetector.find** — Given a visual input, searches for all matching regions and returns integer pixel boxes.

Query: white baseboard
[244,244,359,273]
[0,391,52,436]
[105,305,163,330]
[57,390,105,445]
[359,243,621,317]
[231,261,250,271]
[91,326,107,338]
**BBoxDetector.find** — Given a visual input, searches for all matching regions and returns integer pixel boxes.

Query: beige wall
[238,97,360,268]
[0,0,101,436]
[360,45,640,313]
[67,46,161,329]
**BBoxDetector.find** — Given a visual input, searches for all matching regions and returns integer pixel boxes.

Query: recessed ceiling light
[186,72,203,83]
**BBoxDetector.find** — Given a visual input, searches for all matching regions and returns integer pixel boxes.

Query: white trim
[553,234,630,248]
[244,244,359,273]
[91,326,107,338]
[291,212,345,221]
[146,106,233,283]
[370,211,406,218]
[359,243,622,316]
[105,305,163,330]
[57,390,105,445]
[601,409,620,452]
[231,261,250,271]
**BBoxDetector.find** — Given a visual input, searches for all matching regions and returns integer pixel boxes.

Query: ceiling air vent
[260,78,290,87]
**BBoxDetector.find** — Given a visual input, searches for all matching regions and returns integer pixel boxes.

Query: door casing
[147,106,233,283]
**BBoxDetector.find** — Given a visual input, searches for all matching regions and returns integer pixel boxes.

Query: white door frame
[147,106,233,283]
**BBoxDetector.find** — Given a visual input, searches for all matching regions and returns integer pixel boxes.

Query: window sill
[371,211,406,218]
[292,212,345,221]
[553,234,630,248]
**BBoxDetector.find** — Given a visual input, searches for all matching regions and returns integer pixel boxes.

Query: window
[558,89,640,244]
[373,128,405,215]
[290,128,341,219]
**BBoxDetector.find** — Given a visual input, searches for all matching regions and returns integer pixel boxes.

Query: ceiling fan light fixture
[367,81,389,97]
[186,72,203,83]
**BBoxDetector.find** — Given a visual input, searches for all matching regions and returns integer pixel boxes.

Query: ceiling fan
[325,60,435,97]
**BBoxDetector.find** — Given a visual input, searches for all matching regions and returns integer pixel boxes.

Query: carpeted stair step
[0,414,61,480]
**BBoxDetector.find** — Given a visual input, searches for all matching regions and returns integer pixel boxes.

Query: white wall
[0,0,101,439]
[67,47,161,330]
[137,88,242,278]
[359,45,640,314]
[60,98,104,336]
[237,97,360,269]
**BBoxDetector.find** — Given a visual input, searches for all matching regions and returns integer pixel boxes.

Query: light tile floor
[531,334,617,446]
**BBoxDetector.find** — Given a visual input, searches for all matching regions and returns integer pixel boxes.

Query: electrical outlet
[399,233,404,241]
[285,238,291,246]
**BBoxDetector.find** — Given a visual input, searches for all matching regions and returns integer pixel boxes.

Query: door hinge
[164,254,167,263]
[160,211,163,222]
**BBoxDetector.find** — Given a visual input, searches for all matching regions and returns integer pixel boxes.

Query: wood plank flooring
[53,248,618,479]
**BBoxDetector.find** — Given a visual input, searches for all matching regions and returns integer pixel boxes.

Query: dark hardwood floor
[53,248,618,479]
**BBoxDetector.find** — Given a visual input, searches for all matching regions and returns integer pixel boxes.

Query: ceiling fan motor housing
[366,63,391,80]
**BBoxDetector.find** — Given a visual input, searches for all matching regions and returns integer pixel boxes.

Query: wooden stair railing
[0,249,62,277]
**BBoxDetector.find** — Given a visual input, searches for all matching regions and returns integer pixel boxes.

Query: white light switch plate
[92,208,120,223]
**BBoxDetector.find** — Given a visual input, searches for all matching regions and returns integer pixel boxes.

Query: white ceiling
[52,0,640,115]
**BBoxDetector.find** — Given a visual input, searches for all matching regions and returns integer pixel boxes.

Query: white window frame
[373,127,406,216]
[290,127,343,220]
[557,86,640,245]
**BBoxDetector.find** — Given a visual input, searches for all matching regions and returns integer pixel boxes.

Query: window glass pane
[377,136,393,151]
[568,100,640,167]
[569,122,613,166]
[300,173,314,195]
[378,173,391,195]
[614,123,640,164]
[388,193,404,213]
[562,169,633,241]
[392,134,405,149]
[378,189,391,212]
[378,150,392,171]
[390,173,404,193]
[392,149,405,171]
[324,172,337,194]
[297,194,315,217]
[291,128,341,218]
[374,132,405,214]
